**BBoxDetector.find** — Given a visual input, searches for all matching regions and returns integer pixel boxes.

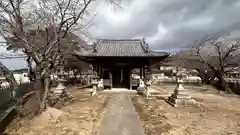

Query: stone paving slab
[97,94,145,135]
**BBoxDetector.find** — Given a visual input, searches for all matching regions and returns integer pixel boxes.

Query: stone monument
[167,68,197,107]
[54,66,67,96]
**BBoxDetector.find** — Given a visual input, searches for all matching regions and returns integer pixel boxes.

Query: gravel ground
[132,84,240,135]
[5,87,110,135]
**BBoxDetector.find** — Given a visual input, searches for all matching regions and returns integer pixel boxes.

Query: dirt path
[97,94,145,135]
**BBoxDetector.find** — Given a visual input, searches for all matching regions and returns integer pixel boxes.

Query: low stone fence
[0,82,36,119]
[219,78,240,95]
[153,76,240,95]
[65,75,93,86]
[153,76,202,84]
[227,82,240,95]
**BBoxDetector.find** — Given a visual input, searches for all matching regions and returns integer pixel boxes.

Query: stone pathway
[97,94,145,135]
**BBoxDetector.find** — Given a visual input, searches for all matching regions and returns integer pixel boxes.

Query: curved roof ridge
[99,39,142,42]
[77,38,170,57]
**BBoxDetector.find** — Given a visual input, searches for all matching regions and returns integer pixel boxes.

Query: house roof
[76,38,169,57]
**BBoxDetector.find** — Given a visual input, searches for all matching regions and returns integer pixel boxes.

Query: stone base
[167,82,198,107]
[55,84,66,90]
[52,89,64,97]
[167,94,197,107]
[91,90,97,96]
[137,87,146,95]
[97,87,104,91]
[171,93,191,99]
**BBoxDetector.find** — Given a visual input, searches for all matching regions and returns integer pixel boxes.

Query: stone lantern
[167,68,197,107]
[91,77,99,96]
[69,70,74,78]
[55,65,67,95]
[137,79,148,97]
[97,79,104,90]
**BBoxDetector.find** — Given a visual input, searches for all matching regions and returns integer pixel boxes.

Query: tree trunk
[216,72,231,93]
[35,74,50,112]
[196,69,216,85]
[197,71,211,84]
[209,76,215,84]
[40,76,50,111]
[27,56,36,82]
[200,75,210,84]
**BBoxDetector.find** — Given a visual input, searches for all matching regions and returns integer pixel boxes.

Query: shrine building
[75,38,169,90]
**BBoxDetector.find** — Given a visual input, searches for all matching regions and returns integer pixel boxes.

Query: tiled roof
[78,38,169,57]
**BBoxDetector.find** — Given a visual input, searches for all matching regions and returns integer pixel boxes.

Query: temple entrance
[111,67,130,89]
[76,39,169,91]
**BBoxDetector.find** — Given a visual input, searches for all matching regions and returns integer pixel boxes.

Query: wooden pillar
[129,69,132,90]
[143,67,146,79]
[109,72,112,90]
[148,66,152,80]
[140,68,143,79]
[96,66,99,76]
[98,67,104,78]
[98,67,101,77]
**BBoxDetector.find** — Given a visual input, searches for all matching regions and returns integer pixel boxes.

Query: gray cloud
[89,0,240,51]
[2,0,240,69]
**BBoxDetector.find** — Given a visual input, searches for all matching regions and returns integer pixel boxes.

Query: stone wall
[217,78,240,95]
[152,74,202,84]
[227,81,240,95]
[0,82,35,109]
[153,75,240,95]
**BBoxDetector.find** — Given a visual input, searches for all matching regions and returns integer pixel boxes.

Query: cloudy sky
[2,0,240,69]
[89,0,240,51]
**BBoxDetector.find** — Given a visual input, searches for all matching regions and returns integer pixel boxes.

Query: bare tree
[163,51,216,84]
[160,33,240,92]
[180,34,240,92]
[0,0,117,111]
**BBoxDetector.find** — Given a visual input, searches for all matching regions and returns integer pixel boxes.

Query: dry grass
[132,84,240,135]
[5,87,110,135]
